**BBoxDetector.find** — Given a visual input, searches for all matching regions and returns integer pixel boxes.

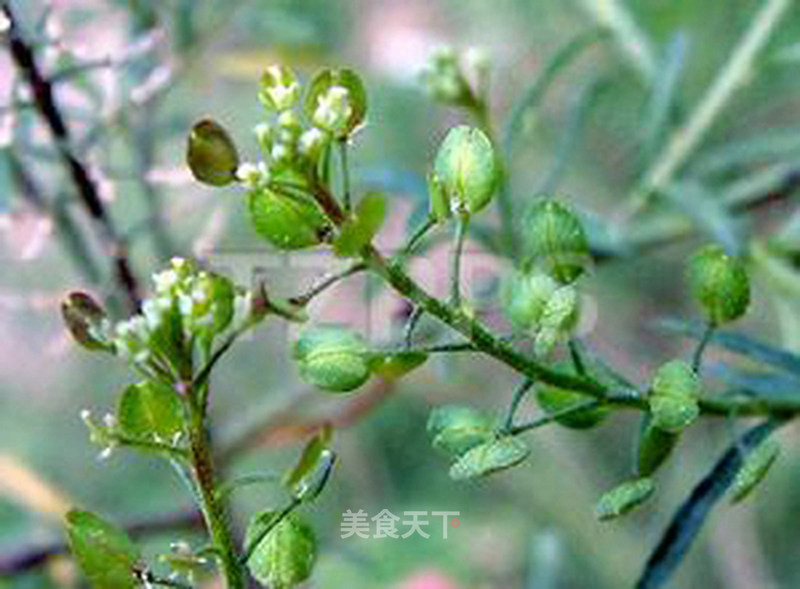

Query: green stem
[511,399,601,435]
[338,139,352,214]
[692,322,716,374]
[450,213,470,307]
[186,395,244,589]
[504,378,535,431]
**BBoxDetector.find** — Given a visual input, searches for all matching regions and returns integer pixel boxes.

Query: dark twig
[2,2,141,313]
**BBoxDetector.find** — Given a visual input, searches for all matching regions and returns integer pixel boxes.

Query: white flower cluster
[112,257,252,367]
[311,85,353,136]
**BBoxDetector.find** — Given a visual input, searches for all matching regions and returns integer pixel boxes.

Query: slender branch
[287,262,366,307]
[510,399,601,435]
[399,217,436,260]
[403,306,425,348]
[691,322,716,374]
[503,378,535,431]
[2,2,141,313]
[569,339,587,376]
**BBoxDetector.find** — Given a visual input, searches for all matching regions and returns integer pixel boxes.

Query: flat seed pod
[523,199,589,284]
[248,187,330,250]
[687,244,750,325]
[449,436,530,480]
[245,511,316,589]
[501,271,558,332]
[187,119,239,186]
[432,126,498,218]
[293,326,371,392]
[652,360,701,399]
[61,292,111,351]
[649,395,699,433]
[596,478,655,521]
[730,439,780,503]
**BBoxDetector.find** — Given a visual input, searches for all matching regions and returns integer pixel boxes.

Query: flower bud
[293,325,371,392]
[523,199,589,284]
[687,244,750,325]
[258,65,300,112]
[431,126,498,220]
[186,119,239,186]
[502,270,558,332]
[596,478,655,521]
[304,68,367,139]
[61,292,112,351]
[254,123,274,154]
[248,187,330,250]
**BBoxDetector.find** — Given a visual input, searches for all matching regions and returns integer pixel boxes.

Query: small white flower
[235,162,262,188]
[313,86,352,134]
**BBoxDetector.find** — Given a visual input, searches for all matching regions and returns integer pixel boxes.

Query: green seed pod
[687,244,750,325]
[258,65,300,112]
[523,199,589,284]
[293,325,371,392]
[304,68,367,139]
[449,436,530,480]
[427,405,496,456]
[596,478,655,521]
[501,270,558,332]
[245,511,316,589]
[648,360,700,433]
[186,119,239,186]
[432,125,498,219]
[637,419,680,476]
[534,284,580,357]
[61,292,112,351]
[731,439,780,504]
[248,187,330,250]
[536,385,609,429]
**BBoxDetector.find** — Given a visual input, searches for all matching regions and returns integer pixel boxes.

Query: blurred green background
[1,0,800,587]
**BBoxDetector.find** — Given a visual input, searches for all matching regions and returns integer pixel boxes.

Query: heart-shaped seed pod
[293,325,371,392]
[61,292,112,351]
[186,119,239,186]
[248,187,330,250]
[430,125,498,221]
[501,270,559,332]
[648,359,701,433]
[427,405,496,456]
[687,244,750,325]
[523,199,589,284]
[449,436,530,481]
[596,478,655,521]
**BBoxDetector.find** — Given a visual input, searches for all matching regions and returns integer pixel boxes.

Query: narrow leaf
[636,420,782,589]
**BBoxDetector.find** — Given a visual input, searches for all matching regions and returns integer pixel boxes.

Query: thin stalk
[568,339,587,376]
[403,306,424,348]
[450,213,470,307]
[288,262,366,307]
[504,378,535,431]
[510,399,602,435]
[400,217,436,260]
[691,322,716,374]
[338,139,352,213]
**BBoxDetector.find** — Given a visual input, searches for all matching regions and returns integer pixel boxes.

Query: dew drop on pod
[186,119,240,186]
[429,125,499,221]
[687,244,750,326]
[293,325,372,392]
[523,199,589,284]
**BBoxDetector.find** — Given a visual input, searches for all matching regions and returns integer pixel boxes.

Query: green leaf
[283,426,332,492]
[427,405,496,456]
[249,187,330,250]
[636,420,781,589]
[117,381,184,444]
[245,511,316,589]
[369,350,428,379]
[65,510,141,589]
[596,478,655,521]
[449,436,530,480]
[333,193,387,256]
[730,439,780,503]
